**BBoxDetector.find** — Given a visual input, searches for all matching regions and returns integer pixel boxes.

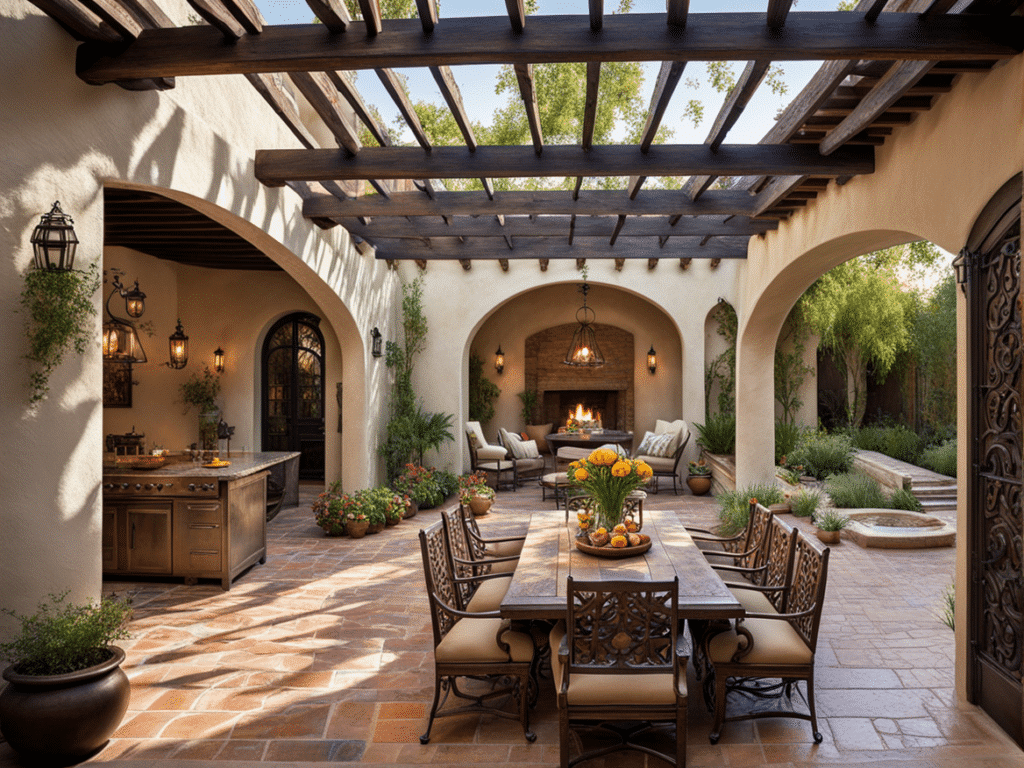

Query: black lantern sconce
[103,275,147,364]
[123,281,146,318]
[494,346,505,374]
[167,320,189,369]
[952,248,972,294]
[30,201,79,272]
[214,347,225,373]
[371,327,383,358]
[647,345,657,374]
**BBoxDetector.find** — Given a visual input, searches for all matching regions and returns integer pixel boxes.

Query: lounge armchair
[633,419,690,494]
[465,421,518,490]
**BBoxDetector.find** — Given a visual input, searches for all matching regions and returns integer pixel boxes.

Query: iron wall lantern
[952,248,972,294]
[371,327,383,357]
[123,280,146,318]
[30,201,79,271]
[647,345,657,374]
[167,320,188,369]
[494,346,505,374]
[102,276,146,364]
[214,347,225,373]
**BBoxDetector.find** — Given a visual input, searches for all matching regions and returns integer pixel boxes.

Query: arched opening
[261,312,326,481]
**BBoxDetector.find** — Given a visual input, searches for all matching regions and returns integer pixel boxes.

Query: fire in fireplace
[567,404,602,429]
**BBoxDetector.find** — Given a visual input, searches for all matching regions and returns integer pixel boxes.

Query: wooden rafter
[666,0,688,27]
[357,0,381,35]
[289,71,361,155]
[374,237,749,261]
[414,0,436,32]
[627,60,686,199]
[28,0,123,42]
[304,0,350,33]
[327,71,391,146]
[766,0,795,29]
[505,0,525,33]
[76,14,1024,85]
[255,144,874,185]
[589,0,602,31]
[514,64,544,155]
[376,68,431,150]
[303,189,776,218]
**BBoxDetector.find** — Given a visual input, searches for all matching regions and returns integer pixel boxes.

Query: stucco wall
[0,0,398,625]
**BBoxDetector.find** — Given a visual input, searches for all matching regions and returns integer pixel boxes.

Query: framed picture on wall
[103,362,133,408]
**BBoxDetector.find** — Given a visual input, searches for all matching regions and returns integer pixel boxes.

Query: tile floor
[2,479,1022,767]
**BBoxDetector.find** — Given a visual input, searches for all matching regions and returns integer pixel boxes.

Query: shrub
[790,489,823,518]
[0,591,132,676]
[939,582,955,631]
[919,439,957,478]
[775,421,803,466]
[852,424,924,464]
[716,483,786,535]
[355,488,390,526]
[815,508,851,532]
[889,487,923,512]
[695,411,736,455]
[825,472,889,509]
[790,432,854,480]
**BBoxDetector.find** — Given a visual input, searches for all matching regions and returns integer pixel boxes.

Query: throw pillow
[518,439,541,459]
[635,431,659,456]
[649,432,676,458]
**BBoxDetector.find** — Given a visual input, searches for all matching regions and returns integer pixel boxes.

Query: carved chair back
[565,577,679,678]
[419,522,460,647]
[441,507,491,608]
[760,515,799,610]
[782,532,830,651]
[728,503,774,569]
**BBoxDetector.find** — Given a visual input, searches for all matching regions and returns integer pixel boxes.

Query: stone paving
[2,480,1022,768]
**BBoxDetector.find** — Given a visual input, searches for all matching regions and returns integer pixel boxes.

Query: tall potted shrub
[179,365,221,450]
[0,592,132,762]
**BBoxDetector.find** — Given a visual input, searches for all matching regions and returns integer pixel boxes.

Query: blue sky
[252,0,844,146]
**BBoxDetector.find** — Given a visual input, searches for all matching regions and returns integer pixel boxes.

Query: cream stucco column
[734,318,778,488]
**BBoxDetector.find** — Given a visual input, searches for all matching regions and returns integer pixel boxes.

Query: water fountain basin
[843,509,955,549]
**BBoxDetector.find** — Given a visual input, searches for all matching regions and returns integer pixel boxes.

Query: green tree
[913,273,957,436]
[774,303,814,426]
[468,352,501,424]
[803,251,920,427]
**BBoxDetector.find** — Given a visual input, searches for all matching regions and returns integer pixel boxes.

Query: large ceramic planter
[347,520,369,538]
[468,496,493,516]
[686,475,713,496]
[815,528,841,545]
[0,646,130,762]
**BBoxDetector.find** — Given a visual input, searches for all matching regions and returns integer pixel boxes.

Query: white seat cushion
[466,576,511,612]
[435,618,534,663]
[476,445,508,461]
[635,454,676,472]
[486,539,524,558]
[708,617,813,666]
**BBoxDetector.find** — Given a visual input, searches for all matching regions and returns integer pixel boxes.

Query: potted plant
[814,508,850,544]
[568,448,653,532]
[0,591,132,762]
[458,472,496,516]
[686,459,713,496]
[385,493,406,526]
[316,493,356,536]
[344,509,370,539]
[517,389,539,425]
[179,365,221,450]
[362,492,388,534]
[393,463,444,510]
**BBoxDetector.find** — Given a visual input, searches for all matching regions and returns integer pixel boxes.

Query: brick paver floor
[3,479,1021,767]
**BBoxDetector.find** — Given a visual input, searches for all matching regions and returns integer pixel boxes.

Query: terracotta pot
[686,475,713,496]
[0,646,130,762]
[468,496,493,516]
[403,499,418,519]
[347,520,369,538]
[367,522,385,535]
[815,528,841,544]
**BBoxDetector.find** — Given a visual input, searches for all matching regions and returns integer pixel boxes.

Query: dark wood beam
[430,66,477,151]
[751,174,808,216]
[78,0,144,38]
[609,215,627,245]
[582,62,600,151]
[589,0,602,31]
[376,68,431,150]
[766,0,794,29]
[219,0,263,34]
[373,236,750,260]
[27,0,123,42]
[255,144,874,185]
[357,0,381,35]
[303,189,774,218]
[327,71,391,146]
[514,64,544,155]
[666,0,688,27]
[819,60,936,155]
[414,0,437,32]
[184,0,244,38]
[340,215,774,238]
[76,13,1024,84]
[864,0,889,23]
[304,0,350,33]
[505,0,525,33]
[289,71,362,155]
[627,60,687,198]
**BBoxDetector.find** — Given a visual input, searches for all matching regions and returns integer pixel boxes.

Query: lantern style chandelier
[167,320,189,369]
[564,282,605,367]
[102,275,147,364]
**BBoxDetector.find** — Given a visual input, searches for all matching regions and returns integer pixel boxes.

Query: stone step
[912,486,957,498]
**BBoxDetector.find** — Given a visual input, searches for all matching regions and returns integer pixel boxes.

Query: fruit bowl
[115,456,167,471]
[574,538,651,558]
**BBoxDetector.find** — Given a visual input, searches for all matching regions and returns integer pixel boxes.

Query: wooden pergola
[34,0,1024,269]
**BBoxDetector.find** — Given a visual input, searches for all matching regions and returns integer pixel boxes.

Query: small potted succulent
[458,472,496,516]
[0,591,132,762]
[686,458,713,496]
[814,508,850,544]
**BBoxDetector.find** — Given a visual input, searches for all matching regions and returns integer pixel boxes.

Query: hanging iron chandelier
[102,275,147,364]
[564,282,605,367]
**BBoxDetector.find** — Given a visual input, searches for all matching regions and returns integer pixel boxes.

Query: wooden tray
[574,538,652,558]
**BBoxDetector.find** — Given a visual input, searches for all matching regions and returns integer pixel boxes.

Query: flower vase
[347,521,369,538]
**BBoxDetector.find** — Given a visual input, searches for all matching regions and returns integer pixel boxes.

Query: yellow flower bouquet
[568,447,653,531]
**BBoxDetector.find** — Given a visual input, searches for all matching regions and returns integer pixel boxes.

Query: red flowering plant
[457,472,495,505]
[392,463,444,507]
[311,480,344,521]
[314,492,364,536]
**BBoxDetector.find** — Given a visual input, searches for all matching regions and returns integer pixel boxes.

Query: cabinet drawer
[183,549,222,573]
[180,502,221,525]
[183,524,221,551]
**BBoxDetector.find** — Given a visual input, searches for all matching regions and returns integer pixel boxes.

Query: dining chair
[690,501,773,566]
[418,522,536,744]
[442,508,517,613]
[703,531,830,744]
[459,503,526,558]
[554,576,688,767]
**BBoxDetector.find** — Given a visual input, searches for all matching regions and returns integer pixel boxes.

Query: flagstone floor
[2,479,1021,768]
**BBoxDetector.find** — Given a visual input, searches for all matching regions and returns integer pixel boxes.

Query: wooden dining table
[500,509,744,621]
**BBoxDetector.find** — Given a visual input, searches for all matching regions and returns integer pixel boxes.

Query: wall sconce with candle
[214,347,225,373]
[494,346,505,374]
[167,320,188,369]
[647,345,657,374]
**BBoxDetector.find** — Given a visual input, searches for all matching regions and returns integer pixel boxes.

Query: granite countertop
[104,451,300,481]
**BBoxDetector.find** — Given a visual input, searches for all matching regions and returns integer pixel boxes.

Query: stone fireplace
[524,323,635,432]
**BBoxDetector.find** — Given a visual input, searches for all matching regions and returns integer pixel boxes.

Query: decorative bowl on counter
[114,456,167,471]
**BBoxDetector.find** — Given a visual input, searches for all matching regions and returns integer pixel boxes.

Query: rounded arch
[102,180,368,489]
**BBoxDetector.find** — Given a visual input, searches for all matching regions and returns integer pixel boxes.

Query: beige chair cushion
[486,539,524,558]
[436,618,534,663]
[487,558,517,574]
[476,445,508,461]
[466,421,488,448]
[635,454,676,472]
[466,576,511,612]
[557,447,592,462]
[477,459,514,473]
[708,617,812,666]
[550,621,682,705]
[524,423,553,453]
[727,586,778,615]
[514,457,545,473]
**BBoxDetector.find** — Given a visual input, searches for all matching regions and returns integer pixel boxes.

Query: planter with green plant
[0,591,132,761]
[179,365,222,450]
[686,459,713,496]
[458,472,496,515]
[814,508,850,544]
[694,411,736,456]
[20,262,101,405]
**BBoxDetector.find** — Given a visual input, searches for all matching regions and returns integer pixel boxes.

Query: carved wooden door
[968,218,1022,746]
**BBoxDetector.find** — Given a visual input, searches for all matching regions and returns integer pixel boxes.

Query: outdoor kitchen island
[101,452,299,589]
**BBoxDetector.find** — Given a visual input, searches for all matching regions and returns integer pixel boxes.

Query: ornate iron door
[968,220,1022,746]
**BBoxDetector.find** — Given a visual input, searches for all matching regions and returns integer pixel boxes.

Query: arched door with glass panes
[262,313,325,480]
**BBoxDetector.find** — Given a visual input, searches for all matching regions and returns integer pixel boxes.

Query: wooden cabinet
[102,502,173,575]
